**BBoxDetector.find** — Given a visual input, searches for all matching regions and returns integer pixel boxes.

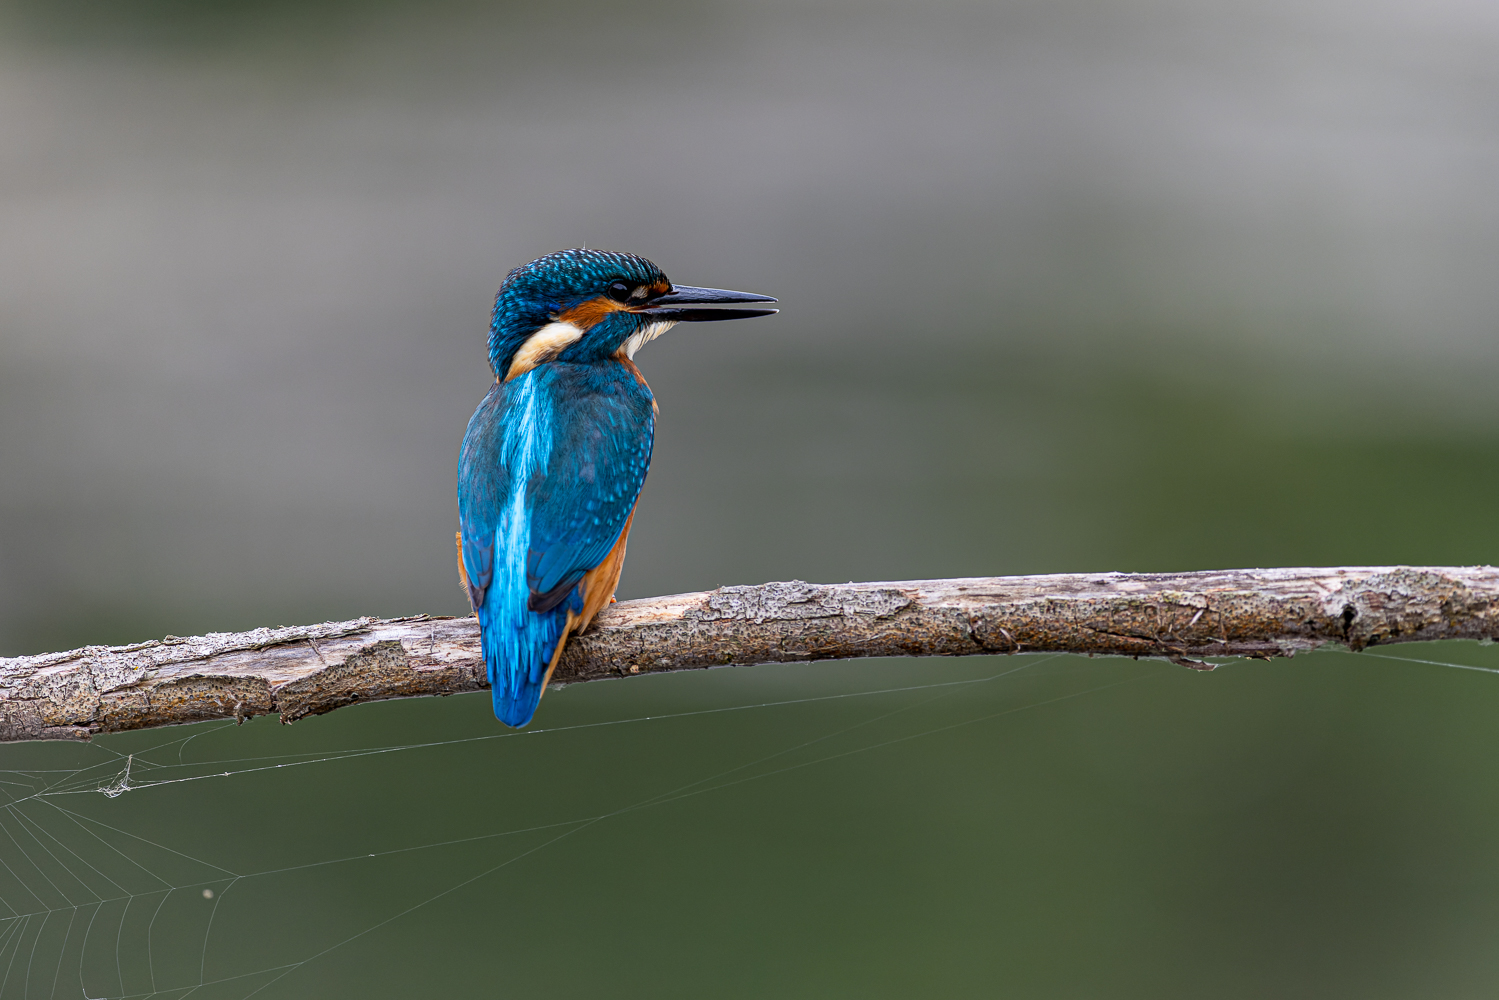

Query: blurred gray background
[6,0,1499,654]
[4,0,1499,997]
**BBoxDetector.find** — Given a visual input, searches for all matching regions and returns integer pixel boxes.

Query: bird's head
[487,248,777,380]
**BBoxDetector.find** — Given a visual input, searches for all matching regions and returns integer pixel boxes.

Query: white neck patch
[620,320,677,360]
[506,320,584,380]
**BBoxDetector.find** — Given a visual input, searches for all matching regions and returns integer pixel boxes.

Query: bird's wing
[524,386,654,613]
[456,386,507,612]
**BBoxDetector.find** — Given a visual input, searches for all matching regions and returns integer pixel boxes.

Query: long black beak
[636,284,778,323]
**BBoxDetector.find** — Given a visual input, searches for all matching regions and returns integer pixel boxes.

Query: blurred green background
[3,0,1499,996]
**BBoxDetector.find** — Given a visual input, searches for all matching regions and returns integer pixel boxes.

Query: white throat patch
[620,320,677,360]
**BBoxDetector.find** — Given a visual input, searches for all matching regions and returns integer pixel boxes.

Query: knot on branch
[1321,568,1499,650]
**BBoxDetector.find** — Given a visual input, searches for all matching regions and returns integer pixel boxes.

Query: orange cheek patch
[556,296,624,331]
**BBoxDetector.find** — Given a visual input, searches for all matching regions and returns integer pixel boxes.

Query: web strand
[0,646,1493,998]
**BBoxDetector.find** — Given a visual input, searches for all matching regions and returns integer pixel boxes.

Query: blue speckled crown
[487,249,669,376]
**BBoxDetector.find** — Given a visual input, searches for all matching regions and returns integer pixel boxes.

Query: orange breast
[541,505,638,685]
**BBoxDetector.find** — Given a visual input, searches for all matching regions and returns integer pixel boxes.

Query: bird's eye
[606,280,633,302]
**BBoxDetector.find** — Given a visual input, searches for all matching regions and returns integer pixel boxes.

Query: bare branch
[3,566,1497,742]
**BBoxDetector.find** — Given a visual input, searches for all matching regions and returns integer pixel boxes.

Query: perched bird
[457,249,777,727]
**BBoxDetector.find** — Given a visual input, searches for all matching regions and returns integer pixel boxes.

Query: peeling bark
[2,566,1497,742]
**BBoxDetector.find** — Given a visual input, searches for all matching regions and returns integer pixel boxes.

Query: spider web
[0,645,1488,999]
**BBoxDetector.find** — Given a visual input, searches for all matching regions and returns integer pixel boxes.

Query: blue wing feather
[458,362,654,727]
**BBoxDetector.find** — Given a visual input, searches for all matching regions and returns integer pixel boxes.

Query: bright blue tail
[478,585,581,728]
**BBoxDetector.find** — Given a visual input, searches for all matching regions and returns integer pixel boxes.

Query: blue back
[458,361,655,726]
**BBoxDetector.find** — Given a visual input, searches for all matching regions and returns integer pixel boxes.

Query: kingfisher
[456,249,777,727]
